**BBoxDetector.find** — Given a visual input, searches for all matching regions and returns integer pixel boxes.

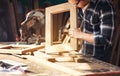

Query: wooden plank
[0,49,22,54]
[45,44,74,53]
[55,56,74,62]
[0,44,35,48]
[22,45,45,54]
[0,45,13,49]
[46,6,53,48]
[34,51,52,58]
[0,44,45,54]
[10,44,44,48]
[45,2,78,53]
[33,51,56,62]
[25,55,85,76]
[62,35,71,44]
[46,3,71,14]
[34,51,74,62]
[70,4,78,50]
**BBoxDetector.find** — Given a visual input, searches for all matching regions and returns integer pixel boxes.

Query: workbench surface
[0,54,120,76]
[0,54,68,76]
[0,42,120,76]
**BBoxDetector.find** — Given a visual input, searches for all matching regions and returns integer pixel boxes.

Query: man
[68,0,116,62]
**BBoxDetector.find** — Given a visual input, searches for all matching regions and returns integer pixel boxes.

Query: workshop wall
[0,0,17,41]
[0,0,67,42]
[110,0,120,66]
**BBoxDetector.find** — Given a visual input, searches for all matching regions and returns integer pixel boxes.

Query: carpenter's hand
[68,28,82,39]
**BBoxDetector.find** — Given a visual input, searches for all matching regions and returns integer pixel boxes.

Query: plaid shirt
[78,0,115,61]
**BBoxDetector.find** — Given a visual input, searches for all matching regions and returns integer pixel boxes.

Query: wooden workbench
[0,42,120,76]
[0,54,68,76]
[0,53,120,76]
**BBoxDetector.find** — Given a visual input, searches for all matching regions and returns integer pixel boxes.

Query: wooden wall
[0,0,17,41]
[0,0,47,41]
[110,0,120,66]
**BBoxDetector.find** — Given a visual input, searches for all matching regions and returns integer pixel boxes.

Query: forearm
[68,28,95,44]
[80,32,94,44]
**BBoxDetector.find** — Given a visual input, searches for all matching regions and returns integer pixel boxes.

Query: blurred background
[0,0,67,42]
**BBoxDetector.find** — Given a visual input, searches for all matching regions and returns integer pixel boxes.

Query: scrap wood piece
[0,45,13,49]
[34,51,74,62]
[46,44,74,54]
[9,44,37,48]
[0,44,34,49]
[33,51,56,62]
[22,45,45,54]
[59,51,70,56]
[0,49,23,54]
[55,56,74,62]
[34,51,53,58]
[0,44,45,55]
[25,55,86,76]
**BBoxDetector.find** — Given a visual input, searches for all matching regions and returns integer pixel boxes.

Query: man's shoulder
[91,0,112,5]
[90,0,114,11]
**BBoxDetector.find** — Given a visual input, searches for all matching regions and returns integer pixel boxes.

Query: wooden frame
[45,2,78,53]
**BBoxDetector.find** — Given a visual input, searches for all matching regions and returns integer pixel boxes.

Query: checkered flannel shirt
[78,0,116,57]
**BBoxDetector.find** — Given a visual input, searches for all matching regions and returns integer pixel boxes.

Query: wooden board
[31,51,120,76]
[45,44,74,53]
[0,44,45,54]
[26,55,84,76]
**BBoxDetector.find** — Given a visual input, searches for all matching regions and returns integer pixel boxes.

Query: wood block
[33,51,56,62]
[59,52,70,56]
[55,56,74,62]
[74,57,89,63]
